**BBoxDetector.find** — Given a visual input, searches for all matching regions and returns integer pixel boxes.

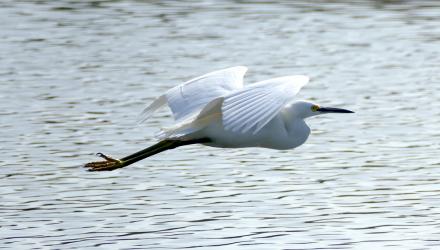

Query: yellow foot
[84,153,124,171]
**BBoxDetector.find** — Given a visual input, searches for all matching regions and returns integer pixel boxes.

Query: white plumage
[85,66,353,171]
[139,66,313,147]
[222,75,309,134]
[139,66,247,123]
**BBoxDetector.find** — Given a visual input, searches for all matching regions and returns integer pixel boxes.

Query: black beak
[317,107,354,113]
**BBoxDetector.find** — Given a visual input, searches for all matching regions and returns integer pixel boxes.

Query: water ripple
[2,0,440,249]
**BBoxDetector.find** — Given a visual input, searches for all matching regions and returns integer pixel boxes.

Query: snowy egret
[85,66,353,171]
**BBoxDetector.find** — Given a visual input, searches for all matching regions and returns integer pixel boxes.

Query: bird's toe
[84,155,124,171]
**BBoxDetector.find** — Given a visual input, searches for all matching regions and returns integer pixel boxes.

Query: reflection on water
[1,0,440,249]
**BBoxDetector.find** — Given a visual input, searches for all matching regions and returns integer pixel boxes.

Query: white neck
[281,108,311,148]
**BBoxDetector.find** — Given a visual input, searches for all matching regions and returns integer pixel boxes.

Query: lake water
[2,0,440,249]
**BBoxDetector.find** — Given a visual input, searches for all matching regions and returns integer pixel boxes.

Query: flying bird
[85,66,353,171]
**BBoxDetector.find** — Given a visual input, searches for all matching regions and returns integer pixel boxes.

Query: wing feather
[139,66,247,123]
[138,94,167,123]
[225,95,275,131]
[222,75,309,134]
[238,99,281,133]
[223,92,269,114]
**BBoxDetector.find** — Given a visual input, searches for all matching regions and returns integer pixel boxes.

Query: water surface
[1,0,440,249]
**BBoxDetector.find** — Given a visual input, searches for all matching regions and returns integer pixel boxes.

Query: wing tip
[299,75,310,86]
[137,94,167,124]
[234,65,248,73]
[280,75,310,85]
[220,66,248,78]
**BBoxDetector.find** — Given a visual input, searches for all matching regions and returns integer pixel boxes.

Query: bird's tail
[85,138,210,171]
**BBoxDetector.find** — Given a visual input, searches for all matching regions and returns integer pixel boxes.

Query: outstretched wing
[138,66,248,123]
[222,75,309,134]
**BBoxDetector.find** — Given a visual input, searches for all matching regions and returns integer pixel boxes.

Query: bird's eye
[311,105,320,112]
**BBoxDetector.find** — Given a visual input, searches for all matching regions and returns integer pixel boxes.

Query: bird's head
[289,101,354,119]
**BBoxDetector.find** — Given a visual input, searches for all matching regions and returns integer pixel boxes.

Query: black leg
[84,138,211,171]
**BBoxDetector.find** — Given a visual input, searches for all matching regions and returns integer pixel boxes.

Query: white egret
[85,66,353,171]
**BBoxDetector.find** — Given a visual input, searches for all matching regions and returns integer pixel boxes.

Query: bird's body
[183,102,310,150]
[85,66,353,171]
